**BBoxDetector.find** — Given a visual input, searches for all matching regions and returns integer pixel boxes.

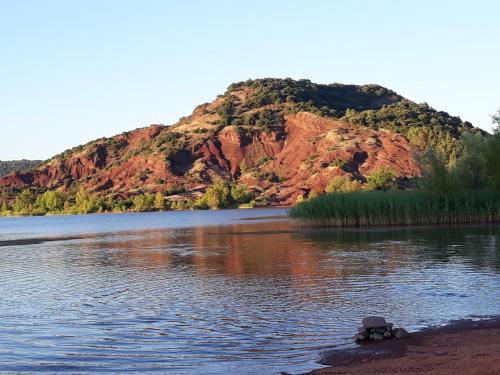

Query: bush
[366,167,398,191]
[485,133,500,191]
[75,190,108,214]
[454,133,489,189]
[326,175,362,193]
[36,190,66,212]
[154,192,166,210]
[132,193,155,212]
[13,189,36,215]
[230,184,254,204]
[204,181,232,209]
[417,149,459,195]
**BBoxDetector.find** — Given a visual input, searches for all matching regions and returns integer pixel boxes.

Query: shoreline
[303,316,500,375]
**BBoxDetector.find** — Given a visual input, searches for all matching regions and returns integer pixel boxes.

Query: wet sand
[304,316,500,375]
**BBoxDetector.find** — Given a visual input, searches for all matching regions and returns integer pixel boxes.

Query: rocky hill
[0,78,478,206]
[0,160,43,178]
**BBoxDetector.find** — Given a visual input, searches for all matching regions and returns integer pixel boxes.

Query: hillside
[0,160,43,178]
[0,78,478,206]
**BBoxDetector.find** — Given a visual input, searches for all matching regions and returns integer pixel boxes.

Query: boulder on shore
[362,316,387,329]
[393,327,410,339]
[355,317,409,343]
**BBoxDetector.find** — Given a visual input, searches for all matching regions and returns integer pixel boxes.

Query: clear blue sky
[1,0,499,160]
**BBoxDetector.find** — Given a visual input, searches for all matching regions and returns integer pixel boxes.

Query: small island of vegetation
[289,110,500,227]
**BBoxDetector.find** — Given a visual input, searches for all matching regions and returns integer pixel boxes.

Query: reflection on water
[0,210,499,374]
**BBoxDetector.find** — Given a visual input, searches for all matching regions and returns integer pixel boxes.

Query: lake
[0,208,499,374]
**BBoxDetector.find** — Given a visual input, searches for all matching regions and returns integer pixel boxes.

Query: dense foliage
[214,78,476,161]
[325,175,362,193]
[0,160,42,177]
[366,167,398,191]
[0,182,255,217]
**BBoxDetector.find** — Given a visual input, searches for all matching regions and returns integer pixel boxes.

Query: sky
[1,0,499,160]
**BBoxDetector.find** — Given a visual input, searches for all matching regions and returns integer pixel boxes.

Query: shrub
[231,184,254,204]
[330,158,348,169]
[366,167,398,191]
[326,175,362,193]
[36,190,66,212]
[13,189,36,215]
[132,193,155,212]
[204,181,232,209]
[417,149,458,195]
[454,133,489,190]
[75,190,108,214]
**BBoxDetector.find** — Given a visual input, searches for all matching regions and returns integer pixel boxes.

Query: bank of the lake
[305,316,500,375]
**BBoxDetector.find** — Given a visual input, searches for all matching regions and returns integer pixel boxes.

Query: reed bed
[288,189,500,227]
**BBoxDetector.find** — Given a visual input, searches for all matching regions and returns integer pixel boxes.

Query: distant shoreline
[303,316,500,375]
[0,205,290,219]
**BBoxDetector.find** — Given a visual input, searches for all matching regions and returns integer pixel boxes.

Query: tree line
[0,182,255,217]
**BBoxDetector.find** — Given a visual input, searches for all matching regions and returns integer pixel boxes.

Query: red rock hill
[0,78,476,205]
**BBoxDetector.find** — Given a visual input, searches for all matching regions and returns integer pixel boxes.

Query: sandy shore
[303,316,500,375]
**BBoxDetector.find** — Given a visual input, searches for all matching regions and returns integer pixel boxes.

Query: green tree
[454,133,489,189]
[366,167,398,191]
[204,181,232,209]
[132,193,155,212]
[0,201,9,215]
[485,136,500,191]
[417,149,458,195]
[326,175,362,193]
[230,183,253,204]
[36,190,66,212]
[75,190,107,214]
[492,109,500,133]
[13,189,36,215]
[154,192,165,210]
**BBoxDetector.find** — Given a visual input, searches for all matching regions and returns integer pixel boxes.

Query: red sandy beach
[303,317,500,375]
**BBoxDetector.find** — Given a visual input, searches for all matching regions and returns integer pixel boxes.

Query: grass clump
[289,189,500,227]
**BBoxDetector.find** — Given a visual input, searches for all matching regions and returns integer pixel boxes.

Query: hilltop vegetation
[213,78,476,160]
[0,160,42,177]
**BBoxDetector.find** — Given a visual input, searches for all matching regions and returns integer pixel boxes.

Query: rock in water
[357,327,369,336]
[383,331,392,338]
[356,334,367,341]
[362,316,387,329]
[373,332,384,340]
[393,328,410,339]
[373,327,387,334]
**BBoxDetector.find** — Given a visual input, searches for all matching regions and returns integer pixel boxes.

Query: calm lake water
[0,209,500,374]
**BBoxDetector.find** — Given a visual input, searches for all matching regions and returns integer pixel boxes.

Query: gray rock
[387,322,394,330]
[393,328,410,339]
[362,316,387,329]
[383,331,392,339]
[357,327,369,336]
[373,332,384,340]
[369,333,374,340]
[356,334,367,341]
[372,327,387,334]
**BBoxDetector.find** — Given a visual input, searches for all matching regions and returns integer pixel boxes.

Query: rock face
[0,115,420,205]
[0,78,475,204]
